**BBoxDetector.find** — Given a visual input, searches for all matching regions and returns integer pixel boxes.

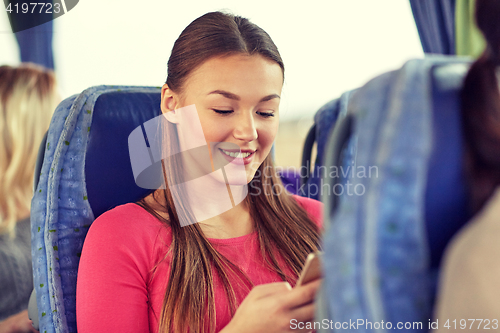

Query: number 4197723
[443,319,499,330]
[5,2,61,14]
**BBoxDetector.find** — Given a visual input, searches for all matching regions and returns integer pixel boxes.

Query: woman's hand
[221,279,321,333]
[0,310,39,333]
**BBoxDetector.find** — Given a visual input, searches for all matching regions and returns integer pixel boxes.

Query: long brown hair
[461,0,500,214]
[138,12,320,333]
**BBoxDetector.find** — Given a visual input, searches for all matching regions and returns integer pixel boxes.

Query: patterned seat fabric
[31,86,162,333]
[319,56,472,332]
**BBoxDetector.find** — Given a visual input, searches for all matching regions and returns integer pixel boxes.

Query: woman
[433,0,500,328]
[77,11,322,333]
[0,64,58,332]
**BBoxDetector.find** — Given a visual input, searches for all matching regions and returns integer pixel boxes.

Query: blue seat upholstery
[319,56,472,332]
[31,86,162,333]
[425,63,472,269]
[299,90,357,200]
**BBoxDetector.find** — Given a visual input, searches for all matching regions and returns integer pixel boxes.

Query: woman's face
[161,54,283,184]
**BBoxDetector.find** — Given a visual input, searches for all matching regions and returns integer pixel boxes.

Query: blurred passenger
[0,64,58,333]
[434,0,500,328]
[77,11,322,333]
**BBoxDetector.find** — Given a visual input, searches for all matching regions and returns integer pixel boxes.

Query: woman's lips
[218,148,255,165]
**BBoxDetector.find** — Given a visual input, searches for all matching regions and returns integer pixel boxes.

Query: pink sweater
[76,195,322,332]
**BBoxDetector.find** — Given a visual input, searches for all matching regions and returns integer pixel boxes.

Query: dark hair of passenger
[461,0,500,214]
[137,12,320,333]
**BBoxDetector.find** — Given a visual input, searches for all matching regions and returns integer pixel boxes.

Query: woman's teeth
[220,149,252,158]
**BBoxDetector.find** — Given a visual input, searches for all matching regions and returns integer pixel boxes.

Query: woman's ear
[161,84,179,123]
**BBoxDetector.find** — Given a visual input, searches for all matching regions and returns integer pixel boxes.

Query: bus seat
[299,90,357,200]
[317,56,473,332]
[30,86,162,333]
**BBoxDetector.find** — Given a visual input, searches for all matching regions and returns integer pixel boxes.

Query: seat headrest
[85,90,162,218]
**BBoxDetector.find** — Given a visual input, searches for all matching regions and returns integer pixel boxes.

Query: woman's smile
[218,148,256,165]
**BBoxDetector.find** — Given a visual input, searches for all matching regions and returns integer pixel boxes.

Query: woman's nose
[233,112,258,142]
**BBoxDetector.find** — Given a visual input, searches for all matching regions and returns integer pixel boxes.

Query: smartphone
[296,252,322,287]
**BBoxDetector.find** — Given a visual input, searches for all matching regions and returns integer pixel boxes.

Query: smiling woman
[76,11,323,333]
[162,54,282,184]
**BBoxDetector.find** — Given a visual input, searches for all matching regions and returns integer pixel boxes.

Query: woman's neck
[198,199,254,239]
[146,179,254,239]
[182,173,253,238]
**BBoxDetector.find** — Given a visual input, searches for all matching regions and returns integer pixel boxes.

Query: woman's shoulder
[92,202,163,226]
[86,203,171,249]
[291,195,323,227]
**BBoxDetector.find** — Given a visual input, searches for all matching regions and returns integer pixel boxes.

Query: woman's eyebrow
[260,94,281,102]
[208,90,280,102]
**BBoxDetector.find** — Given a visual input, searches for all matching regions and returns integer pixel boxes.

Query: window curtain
[409,0,456,55]
[6,0,55,69]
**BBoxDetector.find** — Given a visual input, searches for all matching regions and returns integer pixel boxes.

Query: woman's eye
[257,111,275,118]
[212,109,233,115]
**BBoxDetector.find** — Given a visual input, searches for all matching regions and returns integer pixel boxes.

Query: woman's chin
[224,174,251,186]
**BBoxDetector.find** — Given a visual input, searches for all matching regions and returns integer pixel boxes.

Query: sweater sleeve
[76,204,162,333]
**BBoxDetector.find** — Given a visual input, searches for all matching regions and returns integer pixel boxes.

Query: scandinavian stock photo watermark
[273,162,378,198]
[128,105,378,227]
[290,318,424,331]
[290,318,500,331]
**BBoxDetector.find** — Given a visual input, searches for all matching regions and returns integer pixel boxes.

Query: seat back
[30,86,162,333]
[299,90,357,200]
[318,56,472,332]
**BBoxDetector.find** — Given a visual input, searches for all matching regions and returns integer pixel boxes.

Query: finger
[283,279,322,309]
[290,302,315,323]
[250,281,292,299]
